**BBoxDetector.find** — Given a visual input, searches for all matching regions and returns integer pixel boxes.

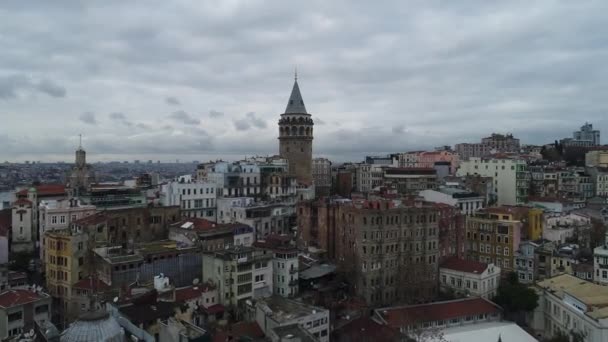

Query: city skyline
[2,1,608,162]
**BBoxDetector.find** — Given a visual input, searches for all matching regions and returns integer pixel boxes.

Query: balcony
[289,267,298,274]
[288,279,298,286]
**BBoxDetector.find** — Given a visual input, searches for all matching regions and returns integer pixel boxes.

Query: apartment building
[160,179,216,219]
[38,198,96,263]
[216,197,295,239]
[254,235,299,298]
[312,158,332,197]
[44,229,90,321]
[94,240,202,289]
[465,207,523,271]
[255,295,330,342]
[373,297,502,336]
[335,199,441,306]
[383,168,438,195]
[439,257,501,299]
[419,188,485,215]
[531,274,608,342]
[201,246,272,317]
[0,289,52,340]
[457,156,529,205]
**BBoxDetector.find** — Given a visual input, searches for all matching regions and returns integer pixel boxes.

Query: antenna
[79,134,82,149]
[294,66,298,81]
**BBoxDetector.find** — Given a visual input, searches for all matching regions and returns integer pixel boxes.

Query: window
[8,311,22,322]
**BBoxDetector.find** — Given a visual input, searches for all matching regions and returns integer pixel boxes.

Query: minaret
[278,72,314,185]
[75,134,86,168]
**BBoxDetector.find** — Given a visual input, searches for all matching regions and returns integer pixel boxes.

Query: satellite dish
[193,278,200,285]
[113,297,119,303]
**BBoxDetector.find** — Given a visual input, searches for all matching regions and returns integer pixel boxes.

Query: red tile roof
[13,198,32,207]
[0,289,45,308]
[201,304,225,315]
[174,285,215,303]
[73,212,107,225]
[17,184,66,197]
[440,257,489,274]
[377,297,501,329]
[333,317,400,341]
[72,277,110,291]
[213,322,264,342]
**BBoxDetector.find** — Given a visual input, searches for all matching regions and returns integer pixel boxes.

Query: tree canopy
[493,272,539,313]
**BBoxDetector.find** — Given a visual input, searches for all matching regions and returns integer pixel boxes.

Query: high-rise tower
[278,74,314,185]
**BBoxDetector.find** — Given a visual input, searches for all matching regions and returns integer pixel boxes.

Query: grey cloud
[35,79,66,97]
[0,74,65,99]
[136,122,150,129]
[209,110,224,118]
[233,112,267,131]
[392,124,407,134]
[166,96,180,105]
[169,110,200,125]
[109,112,127,120]
[109,112,134,127]
[79,112,97,125]
[2,2,608,162]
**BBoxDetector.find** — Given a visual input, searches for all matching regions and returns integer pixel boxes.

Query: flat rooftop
[537,274,608,319]
[443,321,537,342]
[257,295,327,324]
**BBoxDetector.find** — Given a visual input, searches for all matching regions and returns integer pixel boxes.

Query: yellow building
[44,229,89,321]
[466,207,524,271]
[527,208,543,241]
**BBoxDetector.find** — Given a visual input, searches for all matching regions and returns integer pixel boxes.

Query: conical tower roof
[284,79,308,114]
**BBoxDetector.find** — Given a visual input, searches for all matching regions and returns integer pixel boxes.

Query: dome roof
[60,311,124,342]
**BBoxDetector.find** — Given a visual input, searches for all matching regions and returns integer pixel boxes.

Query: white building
[11,197,36,253]
[255,295,330,342]
[160,179,217,219]
[355,164,386,193]
[586,150,608,168]
[208,161,261,198]
[419,188,484,215]
[373,297,503,338]
[255,236,299,298]
[531,274,608,341]
[443,321,537,342]
[201,246,272,316]
[515,240,539,284]
[439,257,501,299]
[587,167,608,198]
[457,157,529,205]
[543,212,590,244]
[38,198,96,261]
[217,197,295,239]
[312,158,332,196]
[0,289,52,340]
[594,231,608,285]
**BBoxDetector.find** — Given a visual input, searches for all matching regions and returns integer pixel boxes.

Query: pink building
[397,151,459,174]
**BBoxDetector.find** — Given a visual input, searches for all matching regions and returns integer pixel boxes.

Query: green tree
[493,272,539,323]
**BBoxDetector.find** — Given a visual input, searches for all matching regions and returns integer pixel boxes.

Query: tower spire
[284,75,307,114]
[294,66,298,81]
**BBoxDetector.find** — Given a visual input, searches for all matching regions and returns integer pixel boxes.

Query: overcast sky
[1,1,608,163]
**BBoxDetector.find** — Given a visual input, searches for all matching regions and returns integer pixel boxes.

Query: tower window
[301,148,304,152]
[290,100,293,105]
